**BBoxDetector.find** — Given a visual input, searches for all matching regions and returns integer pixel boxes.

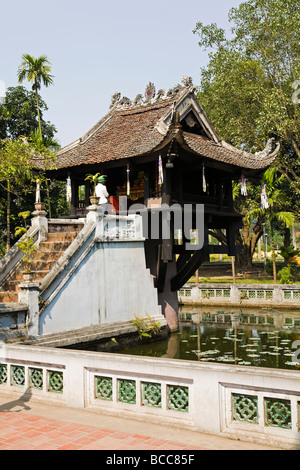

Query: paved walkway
[0,393,281,451]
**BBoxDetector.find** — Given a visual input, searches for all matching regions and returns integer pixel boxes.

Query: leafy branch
[131,315,162,340]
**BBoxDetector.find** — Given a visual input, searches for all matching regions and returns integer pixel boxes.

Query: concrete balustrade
[0,343,300,449]
[179,283,300,308]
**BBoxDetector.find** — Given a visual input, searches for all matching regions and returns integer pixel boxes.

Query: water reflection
[116,307,300,370]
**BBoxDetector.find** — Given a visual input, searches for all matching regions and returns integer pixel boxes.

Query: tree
[0,86,57,140]
[193,0,300,268]
[0,136,56,252]
[193,0,300,188]
[17,54,54,136]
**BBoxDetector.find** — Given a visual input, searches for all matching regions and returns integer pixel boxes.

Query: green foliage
[17,54,54,136]
[277,266,292,284]
[194,0,300,137]
[193,2,300,271]
[279,245,300,265]
[0,132,58,255]
[193,0,300,200]
[265,259,274,275]
[239,291,248,300]
[15,211,37,272]
[85,172,102,196]
[0,56,60,257]
[131,315,162,340]
[0,86,57,140]
[17,54,54,89]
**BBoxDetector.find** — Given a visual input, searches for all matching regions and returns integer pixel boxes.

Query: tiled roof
[182,133,279,170]
[54,78,279,172]
[55,101,173,169]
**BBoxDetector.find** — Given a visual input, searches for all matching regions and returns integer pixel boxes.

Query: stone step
[0,280,21,291]
[32,250,65,261]
[0,231,79,304]
[38,240,74,252]
[30,259,57,271]
[46,231,79,242]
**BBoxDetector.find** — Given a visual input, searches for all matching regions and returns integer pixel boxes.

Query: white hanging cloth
[158,154,164,186]
[66,176,72,203]
[202,165,206,192]
[261,183,269,209]
[127,164,130,196]
[35,180,41,203]
[241,175,247,196]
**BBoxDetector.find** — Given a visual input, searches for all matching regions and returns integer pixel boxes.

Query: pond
[111,307,300,370]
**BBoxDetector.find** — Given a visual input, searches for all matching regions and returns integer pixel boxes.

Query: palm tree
[17,54,54,136]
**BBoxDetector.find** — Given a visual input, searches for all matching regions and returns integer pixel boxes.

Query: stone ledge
[21,316,168,349]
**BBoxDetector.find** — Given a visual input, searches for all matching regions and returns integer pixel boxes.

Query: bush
[278,267,292,284]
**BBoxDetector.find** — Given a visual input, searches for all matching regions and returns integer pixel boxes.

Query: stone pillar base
[158,261,179,333]
[18,282,41,337]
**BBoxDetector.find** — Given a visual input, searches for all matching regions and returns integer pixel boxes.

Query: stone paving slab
[0,393,281,451]
[0,411,206,450]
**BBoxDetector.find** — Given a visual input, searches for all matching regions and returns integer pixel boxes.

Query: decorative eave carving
[221,138,280,162]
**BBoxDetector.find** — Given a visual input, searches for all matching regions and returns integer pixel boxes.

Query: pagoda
[46,76,279,330]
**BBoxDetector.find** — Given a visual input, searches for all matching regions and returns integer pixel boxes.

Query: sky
[0,0,242,148]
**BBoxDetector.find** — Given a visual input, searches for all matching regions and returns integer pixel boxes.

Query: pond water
[113,307,300,371]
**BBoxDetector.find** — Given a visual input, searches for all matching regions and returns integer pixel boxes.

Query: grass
[189,259,300,285]
[188,276,277,285]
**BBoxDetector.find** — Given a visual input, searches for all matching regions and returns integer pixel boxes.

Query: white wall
[39,241,161,335]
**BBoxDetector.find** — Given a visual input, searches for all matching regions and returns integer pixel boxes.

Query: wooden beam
[171,249,204,291]
[156,245,168,292]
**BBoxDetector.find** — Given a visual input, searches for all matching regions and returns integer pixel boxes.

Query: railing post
[18,282,41,337]
[273,285,284,304]
[31,206,48,244]
[231,284,240,303]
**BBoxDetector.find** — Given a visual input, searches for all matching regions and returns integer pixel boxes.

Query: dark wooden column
[143,164,150,207]
[161,165,173,262]
[70,178,78,217]
[225,178,234,211]
[85,181,90,207]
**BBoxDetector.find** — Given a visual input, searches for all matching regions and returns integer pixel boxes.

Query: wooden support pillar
[85,180,90,208]
[158,260,179,333]
[144,164,150,207]
[226,178,234,211]
[218,177,223,212]
[161,165,173,262]
[70,178,78,217]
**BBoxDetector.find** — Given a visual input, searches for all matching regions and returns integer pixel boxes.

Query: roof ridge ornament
[109,92,121,108]
[145,82,156,102]
[109,75,195,110]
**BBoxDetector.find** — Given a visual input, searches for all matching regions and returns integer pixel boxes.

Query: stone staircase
[0,230,80,304]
